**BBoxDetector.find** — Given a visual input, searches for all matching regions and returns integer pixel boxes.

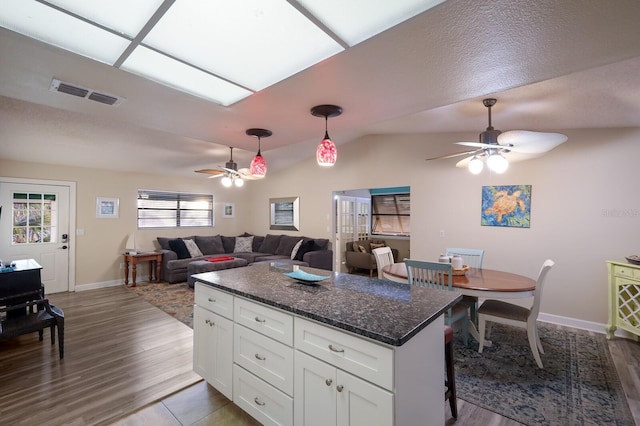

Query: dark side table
[124,252,162,287]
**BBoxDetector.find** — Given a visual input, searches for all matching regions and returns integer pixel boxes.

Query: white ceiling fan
[195,147,261,187]
[427,98,568,174]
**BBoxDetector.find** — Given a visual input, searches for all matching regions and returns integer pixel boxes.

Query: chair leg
[57,320,65,359]
[478,317,486,353]
[444,328,458,418]
[461,317,469,347]
[527,321,543,368]
[50,325,56,344]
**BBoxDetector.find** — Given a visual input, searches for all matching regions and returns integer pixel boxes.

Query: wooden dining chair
[477,259,555,368]
[404,259,469,346]
[372,247,395,279]
[446,248,484,324]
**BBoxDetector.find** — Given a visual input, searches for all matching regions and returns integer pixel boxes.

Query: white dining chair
[446,248,484,324]
[405,259,470,346]
[372,246,395,279]
[477,259,555,368]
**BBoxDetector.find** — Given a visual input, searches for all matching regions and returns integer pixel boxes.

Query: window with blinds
[137,190,214,228]
[371,192,410,236]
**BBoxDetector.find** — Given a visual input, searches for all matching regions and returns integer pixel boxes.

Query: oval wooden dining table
[381,263,537,346]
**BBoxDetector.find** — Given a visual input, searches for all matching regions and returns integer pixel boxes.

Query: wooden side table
[124,252,163,287]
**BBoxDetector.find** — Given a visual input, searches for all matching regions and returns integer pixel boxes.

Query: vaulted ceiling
[1,0,640,178]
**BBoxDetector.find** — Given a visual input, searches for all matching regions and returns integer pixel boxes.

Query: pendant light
[246,128,271,178]
[311,104,343,167]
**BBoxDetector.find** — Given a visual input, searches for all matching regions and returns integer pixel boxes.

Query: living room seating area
[156,233,332,284]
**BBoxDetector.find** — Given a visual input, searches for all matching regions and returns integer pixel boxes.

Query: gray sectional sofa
[156,233,332,284]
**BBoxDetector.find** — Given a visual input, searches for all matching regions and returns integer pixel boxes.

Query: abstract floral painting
[481,185,531,228]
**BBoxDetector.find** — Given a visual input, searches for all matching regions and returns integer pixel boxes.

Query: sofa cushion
[234,236,254,253]
[195,235,225,255]
[157,237,172,250]
[168,238,191,259]
[313,238,330,250]
[354,242,369,253]
[259,234,282,254]
[221,236,235,253]
[275,235,303,256]
[183,238,203,257]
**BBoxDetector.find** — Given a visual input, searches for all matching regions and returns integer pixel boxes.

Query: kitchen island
[192,263,461,426]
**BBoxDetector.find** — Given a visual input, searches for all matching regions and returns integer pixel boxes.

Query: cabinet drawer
[294,317,393,391]
[194,283,234,320]
[234,324,294,396]
[233,364,293,426]
[613,264,640,281]
[235,298,293,346]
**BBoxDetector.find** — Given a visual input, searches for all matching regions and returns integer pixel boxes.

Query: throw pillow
[294,239,316,261]
[370,243,385,251]
[234,236,254,253]
[357,244,368,253]
[275,235,303,256]
[290,239,304,260]
[183,239,203,258]
[156,237,172,250]
[168,238,190,259]
[221,236,235,254]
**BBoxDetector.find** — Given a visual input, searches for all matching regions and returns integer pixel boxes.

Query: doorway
[0,178,76,293]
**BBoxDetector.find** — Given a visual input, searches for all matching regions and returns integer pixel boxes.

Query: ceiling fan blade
[207,174,224,179]
[426,149,482,161]
[237,168,263,180]
[195,168,225,175]
[497,130,567,153]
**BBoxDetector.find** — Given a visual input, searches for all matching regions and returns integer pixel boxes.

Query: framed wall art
[96,197,119,219]
[269,196,299,231]
[481,185,531,228]
[222,203,235,218]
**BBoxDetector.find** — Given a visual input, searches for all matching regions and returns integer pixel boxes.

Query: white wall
[245,128,640,325]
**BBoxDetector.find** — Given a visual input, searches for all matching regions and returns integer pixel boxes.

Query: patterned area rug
[455,323,634,425]
[126,281,194,328]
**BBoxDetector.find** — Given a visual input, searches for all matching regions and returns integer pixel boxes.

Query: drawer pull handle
[255,317,266,323]
[255,353,266,361]
[325,378,333,386]
[254,397,266,406]
[329,344,344,353]
[336,385,344,392]
[208,297,216,302]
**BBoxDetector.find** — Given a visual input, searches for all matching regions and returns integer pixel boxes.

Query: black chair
[0,288,65,359]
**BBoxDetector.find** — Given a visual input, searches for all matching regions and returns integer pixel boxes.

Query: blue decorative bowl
[284,269,330,283]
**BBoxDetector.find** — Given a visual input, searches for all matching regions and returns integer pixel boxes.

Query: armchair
[345,239,398,277]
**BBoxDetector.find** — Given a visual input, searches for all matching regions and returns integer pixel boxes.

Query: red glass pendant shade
[311,105,342,167]
[316,131,337,166]
[250,153,267,177]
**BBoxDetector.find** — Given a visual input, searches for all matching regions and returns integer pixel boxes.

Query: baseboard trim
[539,312,636,339]
[75,274,153,291]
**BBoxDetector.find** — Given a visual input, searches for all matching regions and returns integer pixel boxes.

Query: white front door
[0,181,71,294]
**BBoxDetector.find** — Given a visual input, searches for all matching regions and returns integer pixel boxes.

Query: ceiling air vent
[49,79,125,106]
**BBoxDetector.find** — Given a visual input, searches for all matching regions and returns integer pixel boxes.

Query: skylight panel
[0,0,130,65]
[140,0,343,91]
[121,46,252,106]
[45,0,166,37]
[296,0,446,46]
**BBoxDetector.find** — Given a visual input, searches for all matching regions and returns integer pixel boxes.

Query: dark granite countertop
[193,263,461,346]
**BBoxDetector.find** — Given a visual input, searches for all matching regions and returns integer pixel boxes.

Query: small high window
[371,192,410,237]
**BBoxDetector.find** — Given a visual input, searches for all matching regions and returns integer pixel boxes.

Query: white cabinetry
[193,285,234,400]
[295,350,393,426]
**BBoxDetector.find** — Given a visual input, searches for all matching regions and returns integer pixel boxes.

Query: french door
[334,195,370,272]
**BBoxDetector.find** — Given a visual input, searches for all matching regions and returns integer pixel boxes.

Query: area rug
[127,281,194,328]
[454,323,635,425]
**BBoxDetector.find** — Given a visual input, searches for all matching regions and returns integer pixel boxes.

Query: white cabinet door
[194,305,233,400]
[336,370,393,426]
[294,351,337,426]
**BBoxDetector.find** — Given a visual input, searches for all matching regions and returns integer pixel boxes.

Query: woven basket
[449,265,469,276]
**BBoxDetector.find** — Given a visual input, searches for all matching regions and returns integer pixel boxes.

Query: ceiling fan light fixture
[221,175,233,187]
[468,156,484,174]
[234,177,244,187]
[246,128,272,178]
[311,104,342,167]
[487,152,509,173]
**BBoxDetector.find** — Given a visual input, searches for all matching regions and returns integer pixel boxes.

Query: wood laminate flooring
[2,286,638,425]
